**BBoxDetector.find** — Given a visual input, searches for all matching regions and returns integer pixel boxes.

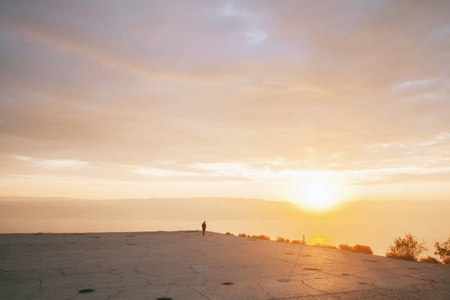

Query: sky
[1,0,449,205]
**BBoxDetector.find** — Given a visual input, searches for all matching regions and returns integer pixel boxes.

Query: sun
[294,177,341,211]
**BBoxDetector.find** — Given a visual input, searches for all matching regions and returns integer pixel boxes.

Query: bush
[275,237,290,243]
[238,233,247,237]
[386,233,427,261]
[443,257,450,265]
[225,232,234,235]
[339,244,373,254]
[386,253,416,261]
[291,240,301,244]
[251,235,270,240]
[434,237,450,263]
[339,244,352,251]
[352,244,373,255]
[419,256,440,264]
[258,235,270,240]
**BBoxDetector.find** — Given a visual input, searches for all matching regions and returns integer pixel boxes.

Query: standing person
[202,221,206,236]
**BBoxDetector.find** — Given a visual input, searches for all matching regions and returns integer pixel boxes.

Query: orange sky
[0,1,449,205]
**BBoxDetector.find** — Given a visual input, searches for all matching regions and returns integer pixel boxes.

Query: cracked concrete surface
[0,231,449,299]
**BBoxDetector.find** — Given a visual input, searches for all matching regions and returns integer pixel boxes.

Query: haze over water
[1,197,449,257]
[0,1,449,258]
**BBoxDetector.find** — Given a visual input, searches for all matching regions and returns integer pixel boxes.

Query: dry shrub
[238,233,247,237]
[339,244,352,251]
[276,237,286,242]
[225,232,234,235]
[435,237,450,264]
[386,253,416,261]
[419,256,440,264]
[251,235,270,240]
[352,244,373,255]
[385,233,427,262]
[276,237,290,243]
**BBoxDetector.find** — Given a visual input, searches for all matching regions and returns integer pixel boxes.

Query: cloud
[351,172,450,186]
[134,168,199,177]
[0,0,449,198]
[245,29,267,45]
[398,79,437,89]
[15,156,90,170]
[32,159,89,170]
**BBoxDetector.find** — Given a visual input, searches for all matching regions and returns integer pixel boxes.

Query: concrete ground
[0,231,449,299]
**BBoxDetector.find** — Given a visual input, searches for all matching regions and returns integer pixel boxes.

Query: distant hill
[1,196,449,222]
[0,197,306,221]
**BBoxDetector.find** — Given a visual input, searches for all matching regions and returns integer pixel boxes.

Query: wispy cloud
[398,79,437,89]
[134,168,199,177]
[15,156,90,170]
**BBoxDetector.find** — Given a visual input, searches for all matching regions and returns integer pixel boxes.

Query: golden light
[308,234,331,246]
[294,176,342,211]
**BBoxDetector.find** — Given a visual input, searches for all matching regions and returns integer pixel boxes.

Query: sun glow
[308,234,331,246]
[294,177,342,211]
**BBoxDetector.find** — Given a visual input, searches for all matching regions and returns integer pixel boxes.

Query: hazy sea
[1,217,447,257]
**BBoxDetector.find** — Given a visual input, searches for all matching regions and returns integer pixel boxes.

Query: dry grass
[419,256,440,264]
[386,253,416,261]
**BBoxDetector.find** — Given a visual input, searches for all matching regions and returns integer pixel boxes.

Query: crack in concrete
[65,291,80,300]
[257,282,274,299]
[0,268,12,272]
[188,286,212,300]
[300,279,327,294]
[132,267,141,275]
[188,265,199,274]
[107,289,124,299]
[108,269,125,283]
[36,277,44,295]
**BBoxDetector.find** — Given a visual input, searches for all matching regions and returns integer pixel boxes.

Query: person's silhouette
[202,221,206,236]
